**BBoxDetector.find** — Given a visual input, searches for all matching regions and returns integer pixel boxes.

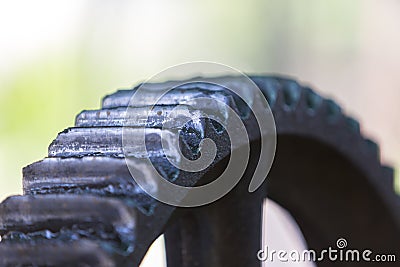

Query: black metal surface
[0,76,398,266]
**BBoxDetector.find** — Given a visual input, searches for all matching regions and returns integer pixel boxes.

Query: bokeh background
[0,0,399,266]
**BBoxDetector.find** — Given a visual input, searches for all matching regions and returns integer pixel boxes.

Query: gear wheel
[0,76,398,267]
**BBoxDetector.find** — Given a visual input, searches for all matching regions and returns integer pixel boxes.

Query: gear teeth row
[263,77,366,138]
[252,76,393,187]
[0,240,117,267]
[252,75,344,121]
[0,75,397,266]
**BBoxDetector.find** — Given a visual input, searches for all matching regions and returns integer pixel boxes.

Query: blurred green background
[0,0,399,205]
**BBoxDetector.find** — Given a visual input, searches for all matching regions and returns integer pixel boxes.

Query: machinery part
[0,240,117,267]
[0,76,398,266]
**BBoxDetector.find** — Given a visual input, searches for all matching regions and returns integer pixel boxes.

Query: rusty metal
[0,76,399,266]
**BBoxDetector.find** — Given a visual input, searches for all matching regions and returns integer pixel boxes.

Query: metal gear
[0,76,398,266]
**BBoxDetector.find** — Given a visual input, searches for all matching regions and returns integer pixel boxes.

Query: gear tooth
[0,195,136,252]
[0,195,136,229]
[280,80,302,109]
[382,165,395,179]
[264,87,278,108]
[249,76,279,108]
[381,165,396,191]
[364,138,380,159]
[102,82,228,109]
[48,127,124,158]
[75,110,87,126]
[22,157,150,199]
[76,108,127,127]
[345,117,361,133]
[77,105,199,128]
[303,87,323,114]
[0,240,118,267]
[48,127,184,158]
[48,130,67,157]
[324,99,342,121]
[102,88,137,109]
